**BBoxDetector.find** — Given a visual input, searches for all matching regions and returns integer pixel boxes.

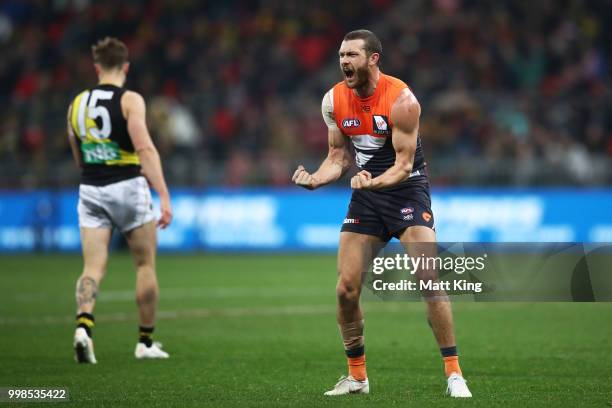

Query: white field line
[0,304,335,326]
[11,287,331,303]
[0,303,410,327]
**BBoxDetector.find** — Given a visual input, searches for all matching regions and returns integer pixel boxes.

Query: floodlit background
[1,1,611,250]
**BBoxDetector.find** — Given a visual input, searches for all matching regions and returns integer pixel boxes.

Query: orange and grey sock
[340,320,367,381]
[76,312,94,337]
[441,346,462,377]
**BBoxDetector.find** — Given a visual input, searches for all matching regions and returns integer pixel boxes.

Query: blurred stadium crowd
[1,0,611,188]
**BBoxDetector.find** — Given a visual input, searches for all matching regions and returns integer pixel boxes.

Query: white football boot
[134,341,169,359]
[446,372,472,398]
[73,327,97,364]
[324,375,369,396]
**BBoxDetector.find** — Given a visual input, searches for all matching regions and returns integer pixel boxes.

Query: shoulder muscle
[390,88,420,133]
[121,90,146,119]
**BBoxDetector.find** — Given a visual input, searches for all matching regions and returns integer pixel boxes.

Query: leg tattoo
[76,276,98,308]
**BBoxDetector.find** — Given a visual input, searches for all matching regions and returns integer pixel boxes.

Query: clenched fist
[292,165,318,190]
[350,170,373,190]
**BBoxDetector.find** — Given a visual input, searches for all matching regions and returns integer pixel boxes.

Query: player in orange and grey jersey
[292,30,472,398]
[67,37,172,363]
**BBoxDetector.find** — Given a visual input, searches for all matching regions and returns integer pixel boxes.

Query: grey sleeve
[321,89,338,130]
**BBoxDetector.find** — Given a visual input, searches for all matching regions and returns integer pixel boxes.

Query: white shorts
[78,176,155,233]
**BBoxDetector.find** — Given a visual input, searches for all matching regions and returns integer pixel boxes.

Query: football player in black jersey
[67,37,172,363]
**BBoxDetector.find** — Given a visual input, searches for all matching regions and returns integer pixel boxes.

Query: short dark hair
[91,37,129,70]
[343,29,382,61]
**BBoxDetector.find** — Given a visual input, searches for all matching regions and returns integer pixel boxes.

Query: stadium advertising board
[0,188,611,251]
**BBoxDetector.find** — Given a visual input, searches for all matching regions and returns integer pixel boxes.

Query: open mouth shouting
[343,66,355,81]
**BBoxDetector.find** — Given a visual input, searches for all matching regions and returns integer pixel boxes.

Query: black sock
[440,345,458,357]
[76,312,95,337]
[345,345,365,358]
[139,326,154,347]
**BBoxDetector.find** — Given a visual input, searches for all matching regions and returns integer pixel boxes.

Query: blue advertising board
[0,188,611,252]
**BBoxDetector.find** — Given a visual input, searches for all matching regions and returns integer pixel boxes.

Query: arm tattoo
[76,276,98,307]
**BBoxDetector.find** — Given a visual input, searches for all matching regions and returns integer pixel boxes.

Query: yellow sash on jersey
[70,90,140,166]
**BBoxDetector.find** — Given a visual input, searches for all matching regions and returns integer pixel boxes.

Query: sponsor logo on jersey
[409,169,421,178]
[342,118,361,128]
[343,218,360,224]
[422,212,432,222]
[81,141,120,164]
[361,105,371,112]
[403,214,414,221]
[401,207,414,215]
[373,115,390,135]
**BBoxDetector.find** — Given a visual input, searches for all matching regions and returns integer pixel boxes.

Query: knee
[417,268,438,285]
[135,258,154,270]
[133,249,154,269]
[130,241,155,269]
[336,279,360,305]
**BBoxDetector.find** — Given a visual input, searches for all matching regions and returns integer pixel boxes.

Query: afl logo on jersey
[342,118,361,128]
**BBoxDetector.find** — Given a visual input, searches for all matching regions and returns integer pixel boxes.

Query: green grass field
[1,253,611,407]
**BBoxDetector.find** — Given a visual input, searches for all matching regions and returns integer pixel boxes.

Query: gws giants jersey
[321,73,426,186]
